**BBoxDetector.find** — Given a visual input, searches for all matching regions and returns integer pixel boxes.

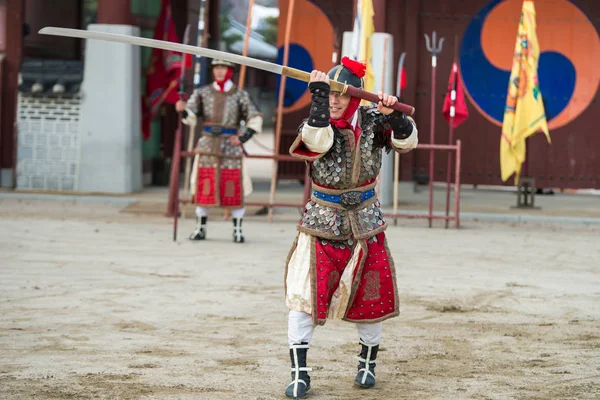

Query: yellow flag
[500,0,551,183]
[357,0,375,94]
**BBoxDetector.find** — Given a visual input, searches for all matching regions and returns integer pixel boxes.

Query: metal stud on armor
[285,56,418,398]
[187,82,261,209]
[296,106,393,241]
[188,85,259,128]
[311,130,353,190]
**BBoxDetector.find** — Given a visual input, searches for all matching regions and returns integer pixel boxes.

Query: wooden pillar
[97,0,131,25]
[207,0,220,51]
[372,0,386,32]
[161,0,189,160]
[23,0,81,59]
[400,0,420,181]
[0,0,24,186]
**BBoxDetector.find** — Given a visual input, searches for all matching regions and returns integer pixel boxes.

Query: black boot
[355,339,378,388]
[232,217,245,243]
[285,343,311,398]
[189,216,207,240]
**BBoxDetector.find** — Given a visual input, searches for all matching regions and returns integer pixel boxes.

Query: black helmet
[327,56,366,90]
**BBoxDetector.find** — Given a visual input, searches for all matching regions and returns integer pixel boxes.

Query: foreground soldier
[176,59,263,243]
[283,57,418,398]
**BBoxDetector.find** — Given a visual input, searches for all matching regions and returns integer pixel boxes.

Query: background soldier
[175,59,263,243]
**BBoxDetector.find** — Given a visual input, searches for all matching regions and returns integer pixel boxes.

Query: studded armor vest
[188,84,260,129]
[296,106,394,241]
[187,84,261,172]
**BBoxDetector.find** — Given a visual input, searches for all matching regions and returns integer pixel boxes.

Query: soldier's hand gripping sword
[39,27,416,115]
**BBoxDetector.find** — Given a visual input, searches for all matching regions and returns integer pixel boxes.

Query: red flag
[141,0,186,140]
[399,68,407,92]
[442,62,469,128]
[395,53,407,100]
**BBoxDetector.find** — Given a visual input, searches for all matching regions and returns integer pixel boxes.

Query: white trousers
[195,206,245,218]
[288,310,382,346]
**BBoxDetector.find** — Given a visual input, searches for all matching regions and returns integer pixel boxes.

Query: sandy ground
[1,198,599,399]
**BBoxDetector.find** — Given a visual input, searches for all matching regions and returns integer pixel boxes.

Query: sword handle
[345,85,415,116]
[282,66,311,83]
[281,66,415,116]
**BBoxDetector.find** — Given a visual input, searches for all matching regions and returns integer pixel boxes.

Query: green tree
[220,6,243,49]
[82,0,97,27]
[259,16,278,46]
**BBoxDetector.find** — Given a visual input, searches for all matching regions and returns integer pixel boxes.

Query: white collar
[350,110,358,129]
[213,79,233,92]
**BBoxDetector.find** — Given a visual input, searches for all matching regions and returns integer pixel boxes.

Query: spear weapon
[38,27,416,116]
[171,24,191,242]
[424,30,444,228]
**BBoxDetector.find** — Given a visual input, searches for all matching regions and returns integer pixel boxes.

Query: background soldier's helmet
[327,56,366,90]
[212,59,236,68]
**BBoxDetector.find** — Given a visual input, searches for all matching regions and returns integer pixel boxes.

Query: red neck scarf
[213,67,234,92]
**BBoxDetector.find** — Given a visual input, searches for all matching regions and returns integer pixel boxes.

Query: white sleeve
[301,124,334,154]
[182,108,197,126]
[246,114,263,134]
[391,116,418,151]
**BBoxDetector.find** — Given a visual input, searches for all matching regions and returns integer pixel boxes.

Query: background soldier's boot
[232,217,245,243]
[189,216,207,240]
[355,339,379,388]
[285,343,311,398]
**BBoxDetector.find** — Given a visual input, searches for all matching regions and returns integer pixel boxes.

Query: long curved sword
[39,27,416,115]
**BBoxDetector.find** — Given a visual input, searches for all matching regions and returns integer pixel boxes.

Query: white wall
[78,24,142,193]
[342,32,396,206]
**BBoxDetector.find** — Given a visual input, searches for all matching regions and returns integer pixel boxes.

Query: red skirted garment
[312,232,398,324]
[195,166,242,207]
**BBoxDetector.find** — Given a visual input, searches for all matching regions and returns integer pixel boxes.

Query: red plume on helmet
[341,56,366,78]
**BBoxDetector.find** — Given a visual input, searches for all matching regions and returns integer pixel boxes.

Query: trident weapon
[38,27,416,116]
[424,31,444,228]
[170,24,191,242]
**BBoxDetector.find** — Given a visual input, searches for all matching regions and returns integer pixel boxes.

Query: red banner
[442,62,469,129]
[141,0,186,140]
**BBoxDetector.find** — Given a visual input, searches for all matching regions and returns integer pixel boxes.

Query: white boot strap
[291,367,312,372]
[359,339,378,347]
[287,379,308,397]
[356,356,376,364]
[359,342,376,385]
[287,379,308,388]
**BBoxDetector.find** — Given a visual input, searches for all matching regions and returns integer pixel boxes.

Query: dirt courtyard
[1,198,599,399]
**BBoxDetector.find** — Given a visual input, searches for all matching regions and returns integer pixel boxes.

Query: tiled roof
[19,59,84,94]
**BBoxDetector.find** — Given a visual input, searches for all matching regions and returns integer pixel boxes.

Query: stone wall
[16,94,81,191]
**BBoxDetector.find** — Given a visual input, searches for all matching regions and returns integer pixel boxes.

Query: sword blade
[179,24,191,94]
[39,27,416,115]
[39,27,284,76]
[182,24,191,46]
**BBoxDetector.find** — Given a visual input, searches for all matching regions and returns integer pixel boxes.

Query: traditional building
[0,0,277,192]
[2,0,599,192]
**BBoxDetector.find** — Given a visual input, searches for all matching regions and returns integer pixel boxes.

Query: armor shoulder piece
[362,106,387,125]
[361,106,388,132]
[199,85,213,97]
